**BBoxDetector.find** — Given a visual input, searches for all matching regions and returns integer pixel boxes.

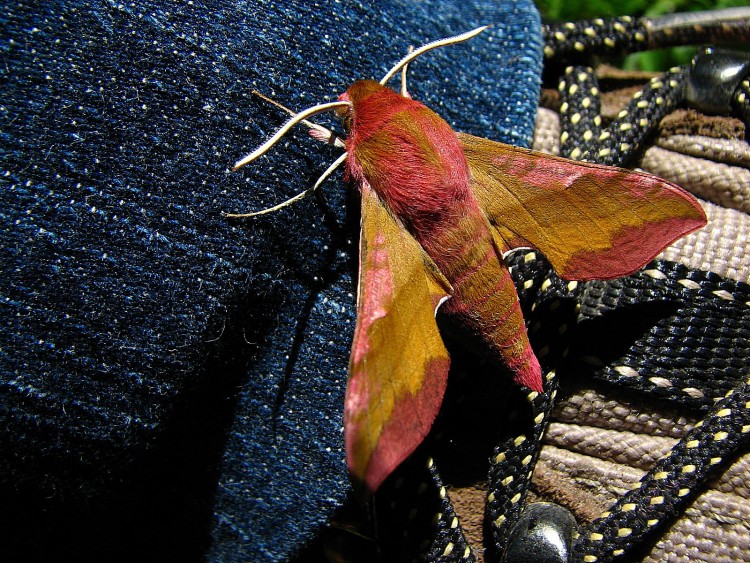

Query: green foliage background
[535,0,750,70]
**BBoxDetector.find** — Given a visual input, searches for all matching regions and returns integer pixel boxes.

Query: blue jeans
[0,0,542,559]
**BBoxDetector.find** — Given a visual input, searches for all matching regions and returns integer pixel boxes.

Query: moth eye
[339,110,354,134]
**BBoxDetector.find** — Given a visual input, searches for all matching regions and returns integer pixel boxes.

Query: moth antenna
[252,90,346,148]
[400,46,414,98]
[379,25,488,86]
[225,151,348,218]
[233,100,351,170]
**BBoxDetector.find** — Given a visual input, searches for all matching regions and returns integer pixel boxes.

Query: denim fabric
[1,0,541,560]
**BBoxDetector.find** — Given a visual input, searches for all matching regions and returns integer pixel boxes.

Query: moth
[232,27,706,493]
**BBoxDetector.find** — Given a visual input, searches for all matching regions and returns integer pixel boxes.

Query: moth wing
[458,132,707,280]
[346,182,452,493]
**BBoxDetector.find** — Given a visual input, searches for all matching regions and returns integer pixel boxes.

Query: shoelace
[545,12,750,563]
[320,9,750,563]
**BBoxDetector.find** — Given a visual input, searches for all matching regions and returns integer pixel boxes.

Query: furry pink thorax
[339,80,476,241]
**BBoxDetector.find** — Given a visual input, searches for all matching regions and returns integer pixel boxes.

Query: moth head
[337,80,387,134]
[228,26,488,217]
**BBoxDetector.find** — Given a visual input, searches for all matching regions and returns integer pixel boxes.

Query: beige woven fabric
[657,135,750,168]
[533,107,560,154]
[544,422,678,469]
[659,201,750,284]
[532,107,561,154]
[553,387,697,438]
[527,101,750,562]
[641,146,750,214]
